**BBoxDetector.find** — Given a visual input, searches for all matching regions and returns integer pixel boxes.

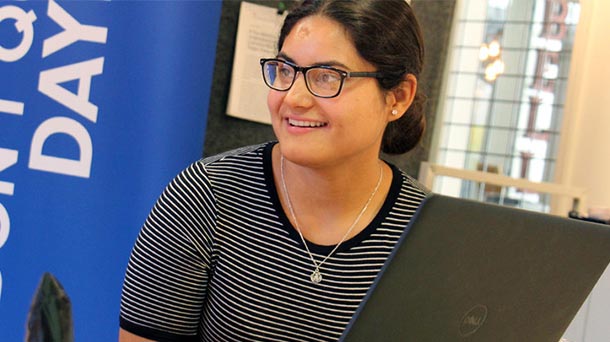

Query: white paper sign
[226,2,287,124]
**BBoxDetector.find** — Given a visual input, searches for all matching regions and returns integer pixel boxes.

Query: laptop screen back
[340,194,610,342]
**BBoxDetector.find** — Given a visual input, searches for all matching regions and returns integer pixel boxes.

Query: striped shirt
[119,142,427,341]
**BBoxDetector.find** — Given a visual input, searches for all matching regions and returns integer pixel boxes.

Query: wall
[203,1,277,157]
[556,0,610,340]
[556,0,610,214]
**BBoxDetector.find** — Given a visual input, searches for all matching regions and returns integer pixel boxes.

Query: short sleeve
[119,162,217,340]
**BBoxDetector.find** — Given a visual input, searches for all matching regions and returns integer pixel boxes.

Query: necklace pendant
[310,269,323,284]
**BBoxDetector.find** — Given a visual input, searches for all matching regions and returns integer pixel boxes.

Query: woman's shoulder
[402,172,430,195]
[384,161,430,195]
[165,143,272,192]
[196,142,273,169]
[393,166,430,204]
[180,142,274,190]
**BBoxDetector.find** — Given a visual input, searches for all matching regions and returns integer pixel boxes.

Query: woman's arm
[119,162,215,339]
[118,328,154,342]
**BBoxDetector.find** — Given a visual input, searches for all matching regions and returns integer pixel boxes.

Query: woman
[119,0,427,340]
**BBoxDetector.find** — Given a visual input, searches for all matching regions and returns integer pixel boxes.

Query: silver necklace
[280,155,383,284]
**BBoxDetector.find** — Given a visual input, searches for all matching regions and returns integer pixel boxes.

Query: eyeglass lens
[262,60,343,97]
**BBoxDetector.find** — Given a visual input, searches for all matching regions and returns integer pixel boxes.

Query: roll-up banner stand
[0,1,222,339]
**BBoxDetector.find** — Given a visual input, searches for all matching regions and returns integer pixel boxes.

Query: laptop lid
[340,194,610,342]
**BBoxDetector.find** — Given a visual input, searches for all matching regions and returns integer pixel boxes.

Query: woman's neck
[272,144,392,245]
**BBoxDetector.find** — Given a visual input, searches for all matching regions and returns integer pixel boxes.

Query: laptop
[340,194,610,342]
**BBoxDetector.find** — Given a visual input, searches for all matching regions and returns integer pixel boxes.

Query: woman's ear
[386,74,418,121]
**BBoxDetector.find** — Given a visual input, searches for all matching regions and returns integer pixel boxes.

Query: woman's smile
[287,118,328,128]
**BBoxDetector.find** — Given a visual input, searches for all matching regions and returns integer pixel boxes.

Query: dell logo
[459,304,488,337]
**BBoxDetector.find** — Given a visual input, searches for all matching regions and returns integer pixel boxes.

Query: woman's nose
[283,73,314,108]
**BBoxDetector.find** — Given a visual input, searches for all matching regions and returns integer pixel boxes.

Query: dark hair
[278,0,426,154]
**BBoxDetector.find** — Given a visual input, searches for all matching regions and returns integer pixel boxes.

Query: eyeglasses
[260,58,383,98]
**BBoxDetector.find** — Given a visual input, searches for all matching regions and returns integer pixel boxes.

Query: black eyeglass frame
[260,58,383,98]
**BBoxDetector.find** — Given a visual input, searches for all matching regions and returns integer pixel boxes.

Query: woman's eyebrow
[277,52,350,70]
[276,52,295,63]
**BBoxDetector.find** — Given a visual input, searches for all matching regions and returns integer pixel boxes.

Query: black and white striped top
[120,142,427,341]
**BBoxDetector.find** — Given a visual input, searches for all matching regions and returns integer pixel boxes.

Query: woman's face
[268,15,395,168]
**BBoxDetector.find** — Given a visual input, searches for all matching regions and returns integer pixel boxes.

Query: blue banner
[0,1,222,340]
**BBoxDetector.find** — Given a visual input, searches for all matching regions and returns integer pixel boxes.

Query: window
[433,0,581,212]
